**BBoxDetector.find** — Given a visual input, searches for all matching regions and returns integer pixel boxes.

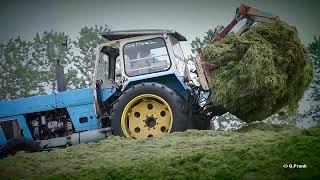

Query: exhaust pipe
[54,39,68,92]
[56,60,66,92]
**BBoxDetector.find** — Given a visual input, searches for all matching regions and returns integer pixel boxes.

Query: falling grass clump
[202,21,313,122]
[0,125,319,179]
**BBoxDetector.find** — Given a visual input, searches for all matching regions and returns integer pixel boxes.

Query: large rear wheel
[110,82,188,139]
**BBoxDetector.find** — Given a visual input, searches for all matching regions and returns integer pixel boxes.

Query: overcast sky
[1,0,320,55]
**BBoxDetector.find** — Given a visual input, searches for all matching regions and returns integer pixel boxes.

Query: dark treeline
[0,25,110,99]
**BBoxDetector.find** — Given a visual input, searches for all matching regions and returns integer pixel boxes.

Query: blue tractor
[0,5,278,157]
[0,30,208,157]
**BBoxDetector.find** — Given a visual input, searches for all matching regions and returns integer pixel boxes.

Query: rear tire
[0,138,41,159]
[110,82,188,139]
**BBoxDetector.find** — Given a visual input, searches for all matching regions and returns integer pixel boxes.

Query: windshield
[123,38,171,76]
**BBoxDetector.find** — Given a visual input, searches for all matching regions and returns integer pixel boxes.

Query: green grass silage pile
[202,21,313,122]
[0,124,320,179]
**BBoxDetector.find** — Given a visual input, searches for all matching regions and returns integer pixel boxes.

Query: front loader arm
[212,4,279,42]
[194,4,279,91]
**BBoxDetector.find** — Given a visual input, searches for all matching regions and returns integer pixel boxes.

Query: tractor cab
[93,30,196,139]
[93,29,190,90]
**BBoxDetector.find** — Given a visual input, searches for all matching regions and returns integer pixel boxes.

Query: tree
[0,25,111,100]
[72,25,110,88]
[191,29,214,54]
[306,36,320,120]
[0,37,42,99]
[32,31,74,92]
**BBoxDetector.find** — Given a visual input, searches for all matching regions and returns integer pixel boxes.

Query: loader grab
[195,4,279,90]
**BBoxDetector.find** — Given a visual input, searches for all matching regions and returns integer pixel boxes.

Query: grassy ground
[0,123,319,179]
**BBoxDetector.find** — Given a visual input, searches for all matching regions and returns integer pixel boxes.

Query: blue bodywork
[0,70,191,146]
[0,87,116,145]
[123,71,191,100]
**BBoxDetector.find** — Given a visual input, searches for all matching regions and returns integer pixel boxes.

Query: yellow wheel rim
[121,94,173,139]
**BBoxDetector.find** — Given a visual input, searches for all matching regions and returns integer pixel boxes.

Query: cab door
[93,45,119,116]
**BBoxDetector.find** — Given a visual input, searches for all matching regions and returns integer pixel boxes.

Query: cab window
[170,37,186,76]
[96,51,109,84]
[123,38,170,76]
[115,57,122,83]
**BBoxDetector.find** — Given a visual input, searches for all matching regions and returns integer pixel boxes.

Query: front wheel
[0,138,41,159]
[110,82,188,139]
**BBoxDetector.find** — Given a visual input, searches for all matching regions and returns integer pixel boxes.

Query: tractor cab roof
[100,29,187,41]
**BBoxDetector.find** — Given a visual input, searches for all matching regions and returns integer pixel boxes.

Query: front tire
[0,138,41,159]
[110,82,188,139]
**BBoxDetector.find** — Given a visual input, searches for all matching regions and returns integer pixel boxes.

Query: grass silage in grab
[202,21,313,122]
